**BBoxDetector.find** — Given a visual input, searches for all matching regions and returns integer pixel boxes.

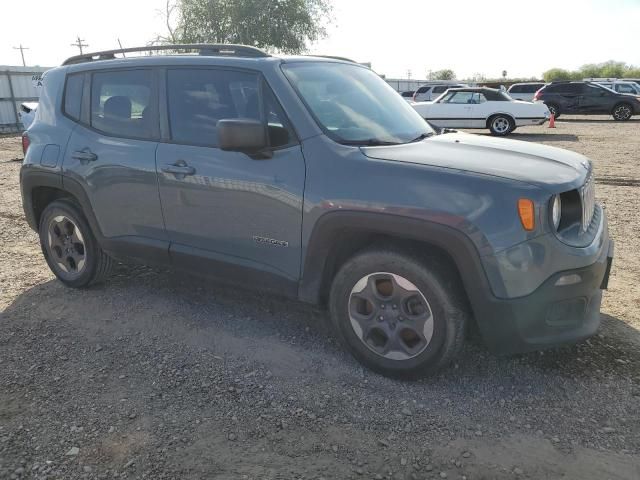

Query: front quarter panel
[300,135,548,298]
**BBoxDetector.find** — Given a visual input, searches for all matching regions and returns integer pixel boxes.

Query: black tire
[612,102,633,121]
[487,114,515,136]
[328,247,469,379]
[38,199,113,288]
[546,103,560,119]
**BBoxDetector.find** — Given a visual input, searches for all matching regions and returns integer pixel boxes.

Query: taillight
[21,132,30,155]
[533,90,542,101]
[413,92,418,101]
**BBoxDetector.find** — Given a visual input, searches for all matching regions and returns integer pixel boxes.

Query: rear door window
[562,83,584,94]
[90,69,158,140]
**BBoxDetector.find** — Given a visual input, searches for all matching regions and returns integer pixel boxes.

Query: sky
[1,0,639,79]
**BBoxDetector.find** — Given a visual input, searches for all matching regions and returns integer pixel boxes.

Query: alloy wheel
[614,104,632,120]
[492,116,511,134]
[47,215,86,276]
[348,272,434,361]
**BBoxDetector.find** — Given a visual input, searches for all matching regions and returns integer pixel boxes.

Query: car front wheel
[329,248,468,378]
[612,103,633,121]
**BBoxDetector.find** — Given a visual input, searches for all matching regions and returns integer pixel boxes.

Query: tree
[160,0,332,54]
[623,67,640,78]
[432,69,456,80]
[542,68,575,82]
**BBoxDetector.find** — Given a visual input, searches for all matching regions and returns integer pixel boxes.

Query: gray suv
[20,44,613,378]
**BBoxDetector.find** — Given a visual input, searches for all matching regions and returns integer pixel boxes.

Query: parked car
[21,44,613,378]
[507,82,545,102]
[19,102,38,130]
[595,81,640,95]
[413,83,466,102]
[534,81,640,120]
[412,87,550,135]
[400,90,415,102]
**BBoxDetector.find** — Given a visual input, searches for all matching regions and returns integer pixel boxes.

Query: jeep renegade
[20,44,614,378]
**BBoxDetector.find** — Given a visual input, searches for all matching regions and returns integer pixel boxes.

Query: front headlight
[551,194,562,230]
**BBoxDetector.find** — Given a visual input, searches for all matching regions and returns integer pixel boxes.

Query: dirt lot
[1,117,639,480]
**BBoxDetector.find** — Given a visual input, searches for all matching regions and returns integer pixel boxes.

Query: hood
[361,132,590,190]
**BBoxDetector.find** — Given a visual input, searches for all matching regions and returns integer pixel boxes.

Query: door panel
[157,67,305,283]
[63,126,165,240]
[579,85,614,113]
[427,104,474,128]
[61,68,168,263]
[156,143,305,280]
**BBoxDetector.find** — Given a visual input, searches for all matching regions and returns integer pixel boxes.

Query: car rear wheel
[612,103,633,121]
[39,199,113,288]
[329,248,468,378]
[488,115,514,136]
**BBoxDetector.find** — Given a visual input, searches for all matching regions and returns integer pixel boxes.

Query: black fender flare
[20,166,64,230]
[298,211,497,322]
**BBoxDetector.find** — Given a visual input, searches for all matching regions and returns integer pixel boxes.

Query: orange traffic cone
[548,114,556,128]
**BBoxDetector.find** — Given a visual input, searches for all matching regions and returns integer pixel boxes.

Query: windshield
[282,62,434,145]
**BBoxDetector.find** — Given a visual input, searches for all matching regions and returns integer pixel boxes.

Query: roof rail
[309,55,358,63]
[62,44,269,65]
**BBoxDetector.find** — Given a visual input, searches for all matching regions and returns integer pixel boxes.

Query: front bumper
[476,239,613,354]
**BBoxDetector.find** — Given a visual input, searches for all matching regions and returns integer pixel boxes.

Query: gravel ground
[1,117,639,480]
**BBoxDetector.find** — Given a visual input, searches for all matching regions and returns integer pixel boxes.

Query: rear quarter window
[63,73,84,121]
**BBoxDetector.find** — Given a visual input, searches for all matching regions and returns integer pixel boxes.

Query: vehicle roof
[448,87,501,93]
[509,82,545,85]
[59,44,362,74]
[60,53,366,75]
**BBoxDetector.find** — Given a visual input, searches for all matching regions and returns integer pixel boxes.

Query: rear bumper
[476,239,613,354]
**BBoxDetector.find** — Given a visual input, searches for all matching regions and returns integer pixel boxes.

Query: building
[1,66,50,133]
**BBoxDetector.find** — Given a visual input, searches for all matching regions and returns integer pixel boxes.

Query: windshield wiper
[339,139,402,146]
[407,132,434,143]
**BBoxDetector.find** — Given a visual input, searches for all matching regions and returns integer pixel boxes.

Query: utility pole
[71,36,89,54]
[13,44,29,66]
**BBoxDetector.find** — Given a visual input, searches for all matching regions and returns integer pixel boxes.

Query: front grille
[580,174,595,232]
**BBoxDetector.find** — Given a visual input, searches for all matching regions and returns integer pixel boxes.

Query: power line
[13,44,29,66]
[71,36,89,54]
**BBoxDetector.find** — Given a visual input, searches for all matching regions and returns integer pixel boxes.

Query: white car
[400,90,415,103]
[19,102,38,130]
[412,87,550,136]
[507,82,545,102]
[596,81,640,95]
[413,83,467,102]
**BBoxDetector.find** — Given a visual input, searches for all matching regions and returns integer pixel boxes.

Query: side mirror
[217,118,268,156]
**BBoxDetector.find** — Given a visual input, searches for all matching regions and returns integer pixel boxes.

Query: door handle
[72,148,98,163]
[161,162,195,176]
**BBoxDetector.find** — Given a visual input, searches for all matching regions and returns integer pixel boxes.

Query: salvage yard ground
[1,117,639,479]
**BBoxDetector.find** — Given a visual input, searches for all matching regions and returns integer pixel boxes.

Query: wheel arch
[611,101,633,119]
[21,167,104,241]
[298,211,493,323]
[485,112,516,129]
